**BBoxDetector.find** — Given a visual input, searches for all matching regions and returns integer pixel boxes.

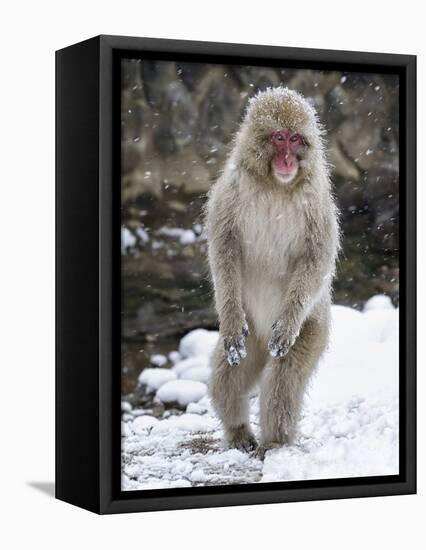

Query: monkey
[205,87,340,460]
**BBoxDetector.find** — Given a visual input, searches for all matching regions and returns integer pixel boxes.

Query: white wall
[0,1,423,548]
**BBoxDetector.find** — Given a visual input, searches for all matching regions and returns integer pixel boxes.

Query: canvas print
[120,58,399,491]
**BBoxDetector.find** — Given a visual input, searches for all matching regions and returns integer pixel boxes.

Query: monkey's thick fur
[206,88,340,458]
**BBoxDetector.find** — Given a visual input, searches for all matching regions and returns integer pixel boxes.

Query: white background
[0,1,423,548]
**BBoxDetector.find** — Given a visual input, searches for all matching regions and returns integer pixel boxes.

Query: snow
[157,226,197,245]
[135,226,149,243]
[150,353,168,367]
[168,350,182,364]
[364,294,394,311]
[156,380,208,407]
[138,368,177,392]
[179,328,219,359]
[180,366,211,384]
[131,415,160,434]
[122,296,399,490]
[121,226,136,254]
[179,229,196,245]
[172,355,209,377]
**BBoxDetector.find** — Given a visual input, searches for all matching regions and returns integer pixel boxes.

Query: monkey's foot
[226,425,258,453]
[254,442,282,461]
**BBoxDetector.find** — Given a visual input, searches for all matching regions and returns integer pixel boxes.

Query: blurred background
[120,58,399,398]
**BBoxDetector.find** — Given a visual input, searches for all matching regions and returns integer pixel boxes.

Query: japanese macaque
[206,87,339,459]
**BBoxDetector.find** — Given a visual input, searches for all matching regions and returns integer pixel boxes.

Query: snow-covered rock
[150,354,168,367]
[157,227,196,245]
[135,226,149,243]
[156,380,207,407]
[180,366,211,384]
[168,351,182,364]
[363,294,394,311]
[186,401,209,415]
[179,229,196,245]
[172,355,209,377]
[121,227,136,254]
[138,368,177,392]
[179,328,219,359]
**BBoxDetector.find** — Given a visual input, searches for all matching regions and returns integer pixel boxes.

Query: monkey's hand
[268,319,298,359]
[223,319,249,367]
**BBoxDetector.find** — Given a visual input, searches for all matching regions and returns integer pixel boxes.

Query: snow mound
[180,366,211,384]
[150,354,167,367]
[168,351,182,364]
[156,380,208,407]
[172,355,209,377]
[123,296,399,490]
[138,368,177,392]
[364,294,394,311]
[179,229,196,245]
[179,328,219,359]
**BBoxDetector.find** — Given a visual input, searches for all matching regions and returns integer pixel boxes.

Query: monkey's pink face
[271,129,306,184]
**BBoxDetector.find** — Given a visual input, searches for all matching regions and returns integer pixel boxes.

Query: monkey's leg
[209,334,265,452]
[258,316,328,459]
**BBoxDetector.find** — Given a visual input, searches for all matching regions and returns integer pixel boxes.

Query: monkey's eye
[289,134,300,142]
[275,132,285,141]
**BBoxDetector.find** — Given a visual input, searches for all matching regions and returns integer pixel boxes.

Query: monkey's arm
[206,175,248,366]
[268,208,338,358]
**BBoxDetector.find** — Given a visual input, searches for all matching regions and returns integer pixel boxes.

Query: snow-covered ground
[121,295,399,490]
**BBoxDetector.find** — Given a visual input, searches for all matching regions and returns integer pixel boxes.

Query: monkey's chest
[239,202,306,338]
[239,202,305,271]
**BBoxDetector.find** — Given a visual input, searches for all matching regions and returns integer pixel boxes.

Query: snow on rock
[150,354,168,367]
[156,380,207,407]
[121,227,136,254]
[157,227,197,245]
[364,294,394,311]
[138,368,177,392]
[179,229,196,245]
[180,366,211,384]
[186,401,209,415]
[122,297,399,490]
[135,226,149,243]
[179,328,219,359]
[172,355,209,377]
[168,351,182,364]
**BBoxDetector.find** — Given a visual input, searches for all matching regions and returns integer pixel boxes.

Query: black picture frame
[56,35,416,514]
